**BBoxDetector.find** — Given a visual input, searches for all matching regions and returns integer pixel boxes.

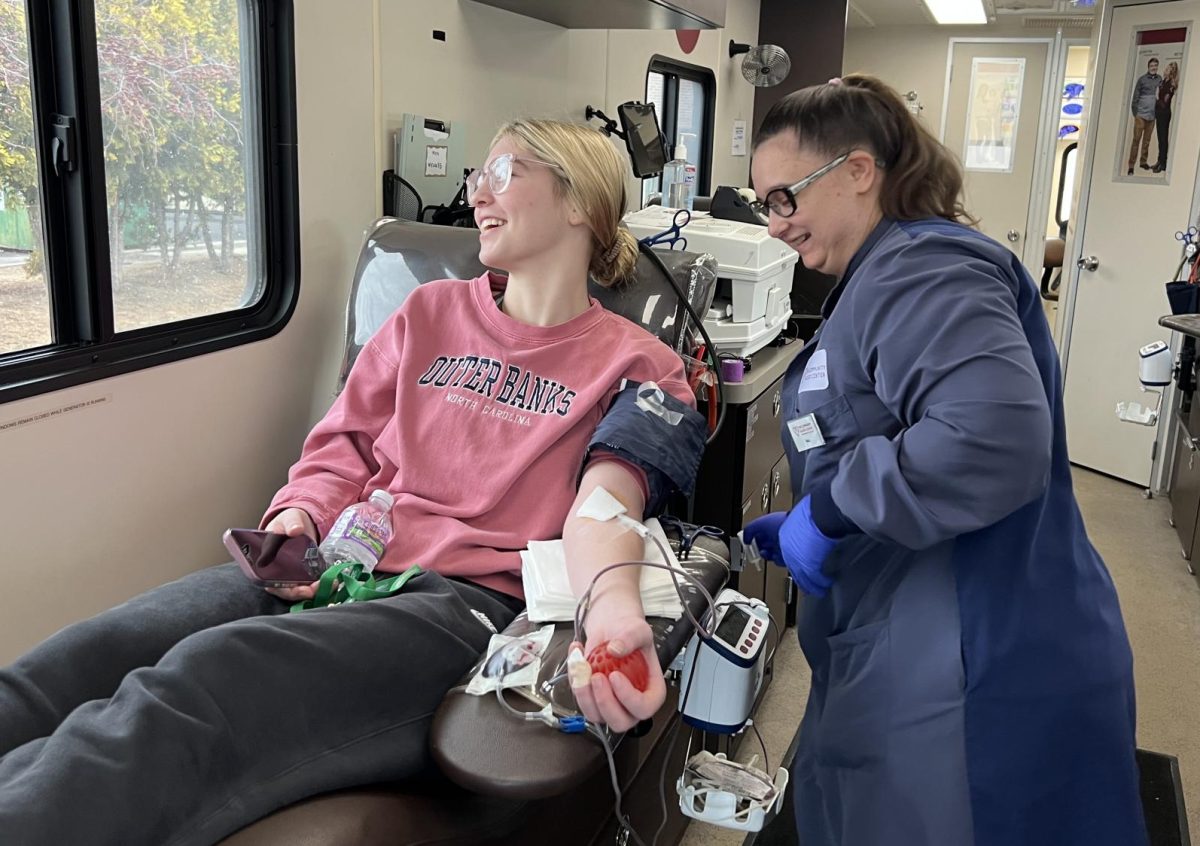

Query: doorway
[1060,0,1200,488]
[942,38,1052,278]
[1041,42,1092,333]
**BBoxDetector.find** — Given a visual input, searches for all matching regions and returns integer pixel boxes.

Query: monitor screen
[617,101,668,178]
[714,605,750,645]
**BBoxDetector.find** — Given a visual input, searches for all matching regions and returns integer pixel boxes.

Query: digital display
[714,606,750,645]
[617,101,668,178]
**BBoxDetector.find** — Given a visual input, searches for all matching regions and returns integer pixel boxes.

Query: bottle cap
[368,489,394,509]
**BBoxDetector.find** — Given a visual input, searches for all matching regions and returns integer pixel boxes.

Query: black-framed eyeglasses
[751,152,852,220]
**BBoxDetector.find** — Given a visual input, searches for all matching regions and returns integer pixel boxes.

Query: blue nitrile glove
[743,496,837,597]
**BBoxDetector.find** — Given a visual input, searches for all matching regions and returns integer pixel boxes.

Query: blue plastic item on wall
[1064,82,1086,99]
[1058,125,1080,139]
[1062,102,1084,116]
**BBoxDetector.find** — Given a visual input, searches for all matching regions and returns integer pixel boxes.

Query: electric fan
[729,40,791,88]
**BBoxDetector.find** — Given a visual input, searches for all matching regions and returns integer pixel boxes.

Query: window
[0,0,298,403]
[642,56,715,208]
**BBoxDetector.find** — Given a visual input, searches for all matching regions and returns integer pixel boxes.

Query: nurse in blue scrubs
[743,74,1146,846]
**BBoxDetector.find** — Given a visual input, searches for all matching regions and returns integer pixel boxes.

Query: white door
[1062,1,1199,486]
[943,40,1050,276]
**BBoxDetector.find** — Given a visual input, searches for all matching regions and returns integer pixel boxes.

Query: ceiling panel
[848,0,934,28]
[848,0,1094,28]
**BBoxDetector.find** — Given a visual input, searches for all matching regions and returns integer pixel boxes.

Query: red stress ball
[586,641,650,692]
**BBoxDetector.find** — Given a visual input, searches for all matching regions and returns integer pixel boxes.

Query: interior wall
[843,23,1092,138]
[378,2,572,176]
[377,0,761,210]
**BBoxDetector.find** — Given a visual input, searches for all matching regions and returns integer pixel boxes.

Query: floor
[679,467,1200,845]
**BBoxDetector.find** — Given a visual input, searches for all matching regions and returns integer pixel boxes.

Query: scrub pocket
[815,619,891,769]
[798,394,861,489]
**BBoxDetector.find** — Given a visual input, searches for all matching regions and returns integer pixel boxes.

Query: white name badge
[799,349,829,393]
[787,413,826,453]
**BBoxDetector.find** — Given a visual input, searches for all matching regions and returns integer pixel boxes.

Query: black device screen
[617,101,668,178]
[714,605,751,645]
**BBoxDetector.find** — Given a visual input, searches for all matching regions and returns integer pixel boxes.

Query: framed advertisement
[964,57,1025,173]
[1114,24,1189,184]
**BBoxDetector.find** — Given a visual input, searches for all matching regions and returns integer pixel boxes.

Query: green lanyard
[289,562,423,612]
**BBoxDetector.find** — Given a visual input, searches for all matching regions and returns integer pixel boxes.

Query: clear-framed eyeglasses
[465,153,565,203]
[750,151,887,220]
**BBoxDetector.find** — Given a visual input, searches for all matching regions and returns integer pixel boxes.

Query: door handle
[1007,229,1020,243]
[1077,255,1100,272]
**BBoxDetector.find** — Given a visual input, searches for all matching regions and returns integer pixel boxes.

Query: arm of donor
[563,460,667,733]
[260,506,322,602]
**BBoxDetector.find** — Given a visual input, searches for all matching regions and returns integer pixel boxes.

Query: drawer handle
[772,390,781,418]
[760,483,770,511]
[772,470,781,498]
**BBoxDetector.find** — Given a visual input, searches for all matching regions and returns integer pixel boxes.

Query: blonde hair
[491,119,638,287]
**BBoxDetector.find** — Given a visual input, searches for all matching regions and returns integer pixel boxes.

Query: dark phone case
[222,529,325,587]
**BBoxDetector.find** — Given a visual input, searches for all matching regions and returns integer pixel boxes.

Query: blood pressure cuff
[583,381,707,516]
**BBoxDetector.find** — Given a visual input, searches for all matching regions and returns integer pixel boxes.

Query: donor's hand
[571,607,665,733]
[263,507,320,601]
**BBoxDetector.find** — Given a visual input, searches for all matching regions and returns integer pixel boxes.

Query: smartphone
[223,528,327,587]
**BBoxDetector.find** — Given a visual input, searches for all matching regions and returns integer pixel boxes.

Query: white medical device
[1117,340,1173,426]
[678,587,769,734]
[623,207,798,357]
[675,587,786,833]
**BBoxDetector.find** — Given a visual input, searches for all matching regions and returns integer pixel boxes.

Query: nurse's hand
[744,497,838,597]
[570,610,666,733]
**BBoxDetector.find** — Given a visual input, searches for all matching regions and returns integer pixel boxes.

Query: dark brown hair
[755,73,976,225]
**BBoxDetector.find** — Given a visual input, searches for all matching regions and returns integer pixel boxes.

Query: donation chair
[221,218,730,846]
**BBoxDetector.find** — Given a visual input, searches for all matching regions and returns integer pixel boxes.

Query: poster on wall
[964,57,1025,173]
[1115,24,1188,184]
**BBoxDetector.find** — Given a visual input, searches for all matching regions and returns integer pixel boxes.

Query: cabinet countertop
[1160,314,1200,338]
[720,341,805,405]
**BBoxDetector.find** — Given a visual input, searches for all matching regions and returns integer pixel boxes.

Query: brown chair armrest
[431,535,730,800]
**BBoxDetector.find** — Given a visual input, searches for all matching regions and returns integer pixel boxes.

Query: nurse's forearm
[832,398,1052,550]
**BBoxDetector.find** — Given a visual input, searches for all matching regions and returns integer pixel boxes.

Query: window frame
[2,0,299,404]
[645,55,716,198]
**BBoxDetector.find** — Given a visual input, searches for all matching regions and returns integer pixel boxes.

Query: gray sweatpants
[0,563,522,846]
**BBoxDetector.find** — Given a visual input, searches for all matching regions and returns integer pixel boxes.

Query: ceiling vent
[991,0,1063,12]
[1023,14,1094,28]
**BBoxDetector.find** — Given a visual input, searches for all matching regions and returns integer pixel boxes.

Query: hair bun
[592,226,638,288]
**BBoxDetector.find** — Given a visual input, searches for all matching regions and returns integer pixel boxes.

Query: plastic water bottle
[665,134,697,211]
[318,489,394,573]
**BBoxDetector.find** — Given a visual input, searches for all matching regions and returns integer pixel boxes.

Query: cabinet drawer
[742,374,786,502]
[1173,417,1200,560]
[770,454,793,512]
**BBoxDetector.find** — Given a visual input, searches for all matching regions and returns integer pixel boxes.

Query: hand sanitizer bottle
[664,135,697,211]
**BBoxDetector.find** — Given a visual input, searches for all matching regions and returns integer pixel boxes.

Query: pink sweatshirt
[266,272,694,599]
